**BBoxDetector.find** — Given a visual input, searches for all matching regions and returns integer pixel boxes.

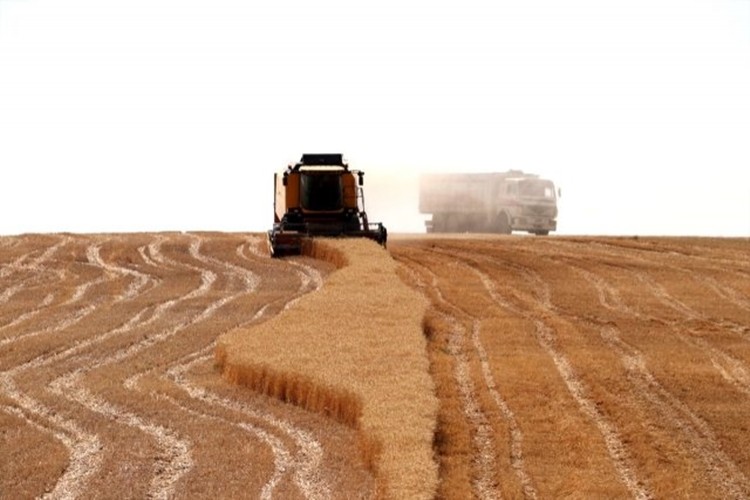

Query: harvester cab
[267,154,388,257]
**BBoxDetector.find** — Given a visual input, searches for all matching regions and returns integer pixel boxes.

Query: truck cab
[501,176,558,235]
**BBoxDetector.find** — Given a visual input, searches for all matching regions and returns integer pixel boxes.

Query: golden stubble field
[1,232,749,499]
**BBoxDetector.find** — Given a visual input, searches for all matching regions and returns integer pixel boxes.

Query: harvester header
[268,154,387,257]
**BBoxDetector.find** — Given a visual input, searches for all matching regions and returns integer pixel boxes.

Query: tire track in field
[0,235,68,313]
[50,234,327,499]
[629,270,750,396]
[464,269,538,500]
[0,241,117,349]
[197,236,331,498]
[136,235,330,499]
[3,239,164,375]
[407,249,538,499]
[440,246,650,500]
[570,263,750,498]
[558,239,750,324]
[398,251,541,499]
[164,345,331,500]
[1,237,172,497]
[0,236,70,303]
[0,235,69,280]
[49,236,220,499]
[517,239,750,384]
[0,239,126,499]
[398,253,502,500]
[87,243,157,301]
[239,236,323,309]
[0,234,351,499]
[0,293,55,333]
[1,237,165,498]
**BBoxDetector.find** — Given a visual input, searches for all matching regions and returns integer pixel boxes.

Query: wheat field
[1,232,749,499]
[391,234,750,499]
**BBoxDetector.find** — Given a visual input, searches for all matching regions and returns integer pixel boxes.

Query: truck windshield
[300,173,343,211]
[519,179,556,199]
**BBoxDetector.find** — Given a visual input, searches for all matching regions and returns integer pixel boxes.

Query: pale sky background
[1,0,749,236]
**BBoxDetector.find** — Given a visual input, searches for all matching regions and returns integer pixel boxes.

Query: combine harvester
[268,154,388,256]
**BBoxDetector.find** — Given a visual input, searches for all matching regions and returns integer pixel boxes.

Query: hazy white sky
[1,0,749,236]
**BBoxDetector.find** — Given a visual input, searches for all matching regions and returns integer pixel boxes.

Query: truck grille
[523,204,556,217]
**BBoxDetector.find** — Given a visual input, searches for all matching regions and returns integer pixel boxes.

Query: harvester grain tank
[419,170,559,235]
[268,154,388,256]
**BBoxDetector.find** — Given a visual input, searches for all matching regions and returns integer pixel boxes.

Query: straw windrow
[215,238,439,499]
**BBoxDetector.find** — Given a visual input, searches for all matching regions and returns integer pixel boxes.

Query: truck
[419,170,559,235]
[267,154,387,256]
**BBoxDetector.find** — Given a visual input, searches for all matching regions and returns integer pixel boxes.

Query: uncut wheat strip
[445,246,651,500]
[219,238,438,500]
[399,254,502,500]
[571,263,750,497]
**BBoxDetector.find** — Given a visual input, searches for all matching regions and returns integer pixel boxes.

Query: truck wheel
[495,213,511,234]
[532,230,549,236]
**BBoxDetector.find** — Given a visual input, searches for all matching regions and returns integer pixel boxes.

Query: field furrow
[391,235,749,499]
[2,233,747,499]
[0,233,369,499]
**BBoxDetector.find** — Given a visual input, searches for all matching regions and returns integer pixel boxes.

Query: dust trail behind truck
[419,170,559,235]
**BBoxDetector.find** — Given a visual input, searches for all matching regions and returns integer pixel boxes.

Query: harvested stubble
[215,238,439,499]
